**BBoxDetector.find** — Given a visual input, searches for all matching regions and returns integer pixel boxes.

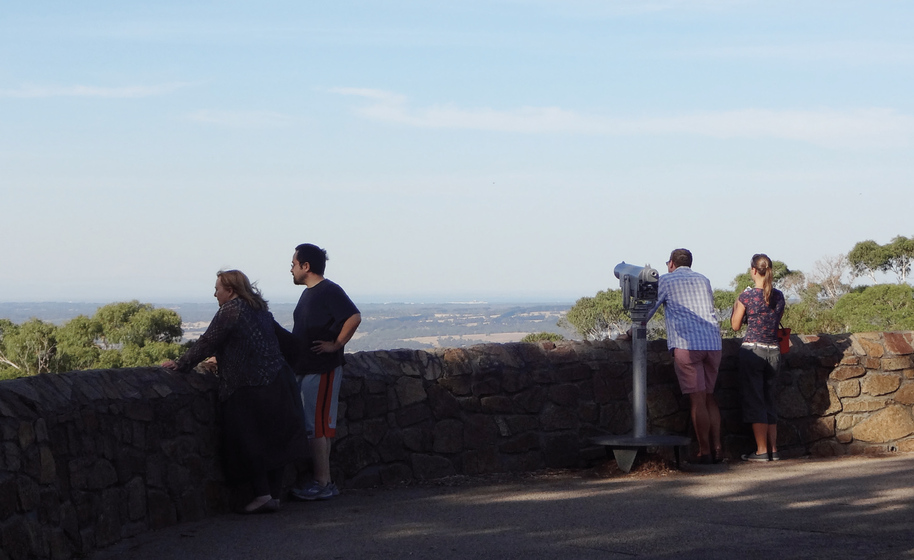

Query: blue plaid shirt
[647,266,721,351]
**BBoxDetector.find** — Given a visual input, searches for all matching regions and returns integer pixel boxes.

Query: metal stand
[590,310,690,472]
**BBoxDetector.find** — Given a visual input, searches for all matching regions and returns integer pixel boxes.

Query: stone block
[512,386,546,414]
[599,402,633,434]
[0,473,17,519]
[810,385,842,416]
[777,386,809,419]
[346,395,365,421]
[380,462,414,485]
[863,357,882,369]
[500,370,533,394]
[363,395,389,418]
[896,438,914,452]
[853,405,914,443]
[551,363,593,383]
[432,419,464,454]
[461,446,500,475]
[395,376,427,407]
[499,432,540,454]
[362,417,388,447]
[843,400,888,413]
[836,380,861,398]
[498,415,539,436]
[646,387,680,418]
[334,436,382,476]
[427,384,461,419]
[862,373,902,396]
[457,396,482,413]
[395,404,432,428]
[376,430,408,463]
[463,414,499,449]
[831,365,866,381]
[502,450,543,472]
[836,413,862,431]
[836,431,854,444]
[400,424,433,453]
[884,332,914,355]
[882,356,913,371]
[895,383,914,405]
[347,465,382,489]
[855,337,884,358]
[480,396,514,414]
[540,403,579,432]
[548,384,580,407]
[409,454,455,480]
[800,417,835,442]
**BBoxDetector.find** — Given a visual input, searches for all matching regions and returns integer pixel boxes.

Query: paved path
[90,455,914,560]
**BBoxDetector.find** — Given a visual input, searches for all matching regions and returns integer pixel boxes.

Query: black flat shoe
[241,498,280,514]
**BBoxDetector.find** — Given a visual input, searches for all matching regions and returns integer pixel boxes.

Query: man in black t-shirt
[279,243,360,501]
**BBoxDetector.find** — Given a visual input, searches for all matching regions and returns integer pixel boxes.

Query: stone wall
[1,332,913,559]
[0,368,229,560]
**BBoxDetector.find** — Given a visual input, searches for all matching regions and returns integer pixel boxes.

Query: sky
[1,0,912,305]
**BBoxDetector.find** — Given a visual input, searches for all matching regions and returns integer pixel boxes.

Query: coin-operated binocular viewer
[615,262,659,323]
[589,262,691,472]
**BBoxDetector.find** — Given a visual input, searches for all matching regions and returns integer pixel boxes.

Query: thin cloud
[332,88,914,149]
[0,82,194,99]
[186,109,297,129]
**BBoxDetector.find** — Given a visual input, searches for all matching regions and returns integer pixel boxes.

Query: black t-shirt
[288,279,360,375]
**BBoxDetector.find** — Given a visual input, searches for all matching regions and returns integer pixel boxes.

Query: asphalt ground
[89,454,914,560]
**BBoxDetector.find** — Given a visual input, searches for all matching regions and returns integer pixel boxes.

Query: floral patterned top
[738,287,786,344]
[175,298,289,401]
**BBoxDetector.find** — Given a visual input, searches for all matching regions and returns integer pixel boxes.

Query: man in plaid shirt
[647,248,723,464]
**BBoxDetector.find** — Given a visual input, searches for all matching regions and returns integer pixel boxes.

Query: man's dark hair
[295,243,328,276]
[669,248,693,268]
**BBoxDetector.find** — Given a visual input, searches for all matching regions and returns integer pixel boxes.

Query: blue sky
[2,0,912,304]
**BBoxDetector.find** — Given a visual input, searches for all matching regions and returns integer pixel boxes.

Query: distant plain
[0,302,576,353]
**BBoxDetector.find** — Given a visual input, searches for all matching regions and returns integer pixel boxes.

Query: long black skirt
[219,366,308,485]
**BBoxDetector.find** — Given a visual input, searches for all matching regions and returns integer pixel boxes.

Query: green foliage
[848,239,888,282]
[94,301,182,348]
[0,302,185,378]
[885,235,914,284]
[520,332,565,343]
[831,284,914,332]
[848,236,914,284]
[560,288,665,341]
[560,289,628,340]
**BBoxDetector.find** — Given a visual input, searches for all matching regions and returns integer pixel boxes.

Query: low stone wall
[0,368,228,560]
[1,332,913,559]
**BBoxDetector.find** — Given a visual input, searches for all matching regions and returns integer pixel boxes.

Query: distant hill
[0,301,576,352]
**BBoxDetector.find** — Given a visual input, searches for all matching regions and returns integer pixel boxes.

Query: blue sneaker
[291,481,339,501]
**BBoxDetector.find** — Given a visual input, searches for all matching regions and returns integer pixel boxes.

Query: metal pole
[632,320,647,439]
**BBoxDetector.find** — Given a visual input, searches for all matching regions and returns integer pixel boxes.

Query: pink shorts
[672,349,722,394]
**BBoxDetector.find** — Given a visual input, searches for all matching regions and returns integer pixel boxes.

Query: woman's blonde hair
[217,270,269,311]
[751,254,774,306]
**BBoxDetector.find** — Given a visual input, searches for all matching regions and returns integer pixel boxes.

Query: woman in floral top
[731,254,785,462]
[164,270,306,513]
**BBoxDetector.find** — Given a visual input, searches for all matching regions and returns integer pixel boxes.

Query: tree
[848,240,889,283]
[0,319,59,376]
[561,289,665,341]
[0,301,185,379]
[560,289,634,340]
[885,235,914,284]
[93,301,182,349]
[808,254,852,303]
[832,284,914,332]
